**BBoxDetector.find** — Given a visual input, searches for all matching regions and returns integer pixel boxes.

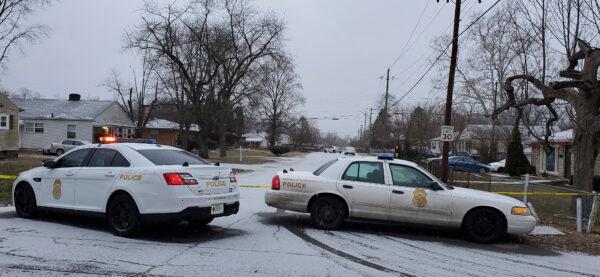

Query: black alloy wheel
[107,194,141,237]
[463,208,505,243]
[310,196,346,230]
[14,184,37,218]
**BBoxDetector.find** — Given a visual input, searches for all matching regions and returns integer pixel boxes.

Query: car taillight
[271,175,280,190]
[230,171,237,183]
[163,173,198,185]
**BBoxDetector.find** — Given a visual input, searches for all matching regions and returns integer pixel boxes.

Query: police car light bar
[376,152,395,160]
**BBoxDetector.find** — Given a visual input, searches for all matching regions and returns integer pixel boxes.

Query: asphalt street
[0,153,599,276]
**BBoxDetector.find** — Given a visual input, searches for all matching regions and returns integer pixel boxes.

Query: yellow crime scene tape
[239,185,270,189]
[0,175,17,180]
[493,191,595,196]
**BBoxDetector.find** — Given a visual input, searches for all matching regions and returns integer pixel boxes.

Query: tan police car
[265,154,536,243]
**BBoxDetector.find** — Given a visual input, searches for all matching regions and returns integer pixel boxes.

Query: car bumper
[507,215,537,234]
[265,190,309,213]
[141,201,240,224]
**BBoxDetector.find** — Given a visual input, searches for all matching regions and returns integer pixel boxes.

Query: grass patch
[209,148,304,164]
[0,156,44,205]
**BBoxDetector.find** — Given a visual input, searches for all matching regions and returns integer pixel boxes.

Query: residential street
[0,152,599,276]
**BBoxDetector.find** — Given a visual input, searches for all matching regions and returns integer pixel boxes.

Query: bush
[270,146,290,156]
[505,125,532,176]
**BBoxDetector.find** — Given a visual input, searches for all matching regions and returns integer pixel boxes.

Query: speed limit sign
[441,125,454,141]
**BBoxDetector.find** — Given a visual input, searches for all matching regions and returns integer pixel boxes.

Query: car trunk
[161,165,235,196]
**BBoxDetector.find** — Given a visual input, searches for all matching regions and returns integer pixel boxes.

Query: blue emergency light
[376,152,395,160]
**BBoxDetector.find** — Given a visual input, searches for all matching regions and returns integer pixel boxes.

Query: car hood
[19,166,46,178]
[450,187,524,206]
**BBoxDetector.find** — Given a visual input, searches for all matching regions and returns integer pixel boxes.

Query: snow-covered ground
[0,153,598,276]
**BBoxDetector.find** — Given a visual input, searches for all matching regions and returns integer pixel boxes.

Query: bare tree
[104,51,159,133]
[0,0,48,70]
[493,0,600,192]
[254,56,304,147]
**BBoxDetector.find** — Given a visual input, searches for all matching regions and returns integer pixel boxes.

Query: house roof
[10,98,115,120]
[145,119,200,132]
[0,94,22,111]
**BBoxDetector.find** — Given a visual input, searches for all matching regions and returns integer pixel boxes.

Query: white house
[242,131,290,148]
[11,94,135,149]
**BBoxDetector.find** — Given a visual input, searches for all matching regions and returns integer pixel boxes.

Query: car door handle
[65,171,74,176]
[392,190,404,194]
[342,185,353,189]
[105,172,116,177]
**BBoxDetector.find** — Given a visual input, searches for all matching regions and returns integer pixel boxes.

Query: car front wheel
[107,193,141,237]
[463,208,505,243]
[14,183,37,218]
[310,196,346,229]
[479,167,487,174]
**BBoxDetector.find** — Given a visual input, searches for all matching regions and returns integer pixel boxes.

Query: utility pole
[368,107,373,153]
[384,68,391,113]
[441,0,462,183]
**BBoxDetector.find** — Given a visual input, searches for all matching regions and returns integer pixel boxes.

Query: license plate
[211,203,224,215]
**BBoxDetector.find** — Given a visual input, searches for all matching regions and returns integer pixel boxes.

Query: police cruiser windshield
[136,149,210,166]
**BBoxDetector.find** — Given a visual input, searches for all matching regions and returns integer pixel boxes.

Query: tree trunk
[218,107,227,158]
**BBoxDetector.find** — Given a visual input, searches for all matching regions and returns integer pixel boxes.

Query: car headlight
[511,206,531,216]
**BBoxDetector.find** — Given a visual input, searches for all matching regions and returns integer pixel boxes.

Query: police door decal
[52,178,62,200]
[412,188,427,208]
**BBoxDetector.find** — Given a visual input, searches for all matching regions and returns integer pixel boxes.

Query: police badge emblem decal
[412,188,427,208]
[52,178,62,200]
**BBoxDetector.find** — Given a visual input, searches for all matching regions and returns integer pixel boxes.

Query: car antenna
[182,162,189,167]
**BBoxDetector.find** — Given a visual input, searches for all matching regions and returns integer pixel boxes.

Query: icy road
[1,153,599,276]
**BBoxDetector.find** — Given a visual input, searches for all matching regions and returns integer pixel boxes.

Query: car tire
[479,168,487,174]
[462,208,505,243]
[190,218,213,229]
[310,196,346,230]
[14,183,38,219]
[498,167,505,173]
[55,149,64,156]
[107,193,141,237]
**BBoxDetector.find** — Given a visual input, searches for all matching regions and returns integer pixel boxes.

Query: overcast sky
[0,0,492,137]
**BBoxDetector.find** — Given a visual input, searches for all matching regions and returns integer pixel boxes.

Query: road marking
[0,175,16,180]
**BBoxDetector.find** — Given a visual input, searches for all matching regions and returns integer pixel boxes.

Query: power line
[388,0,502,109]
[389,0,436,68]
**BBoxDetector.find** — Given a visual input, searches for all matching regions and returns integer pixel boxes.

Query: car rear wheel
[479,167,487,174]
[55,148,64,156]
[14,183,37,218]
[107,193,141,237]
[463,208,505,243]
[498,167,505,173]
[310,196,346,229]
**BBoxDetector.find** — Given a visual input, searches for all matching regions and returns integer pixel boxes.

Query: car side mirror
[429,182,443,191]
[43,160,57,169]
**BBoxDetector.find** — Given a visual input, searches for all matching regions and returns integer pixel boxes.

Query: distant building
[0,94,21,157]
[139,119,199,146]
[242,131,289,148]
[11,93,134,149]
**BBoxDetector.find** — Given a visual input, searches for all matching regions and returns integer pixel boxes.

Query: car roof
[338,155,419,167]
[78,143,181,151]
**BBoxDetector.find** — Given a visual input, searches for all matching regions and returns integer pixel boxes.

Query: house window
[25,122,44,133]
[0,114,7,130]
[67,124,76,139]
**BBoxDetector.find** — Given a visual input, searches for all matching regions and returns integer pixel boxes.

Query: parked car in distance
[449,151,472,157]
[324,146,340,153]
[448,156,490,173]
[488,159,506,172]
[343,147,356,156]
[45,139,91,156]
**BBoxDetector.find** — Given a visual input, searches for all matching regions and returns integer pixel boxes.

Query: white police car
[12,143,239,236]
[265,154,536,243]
